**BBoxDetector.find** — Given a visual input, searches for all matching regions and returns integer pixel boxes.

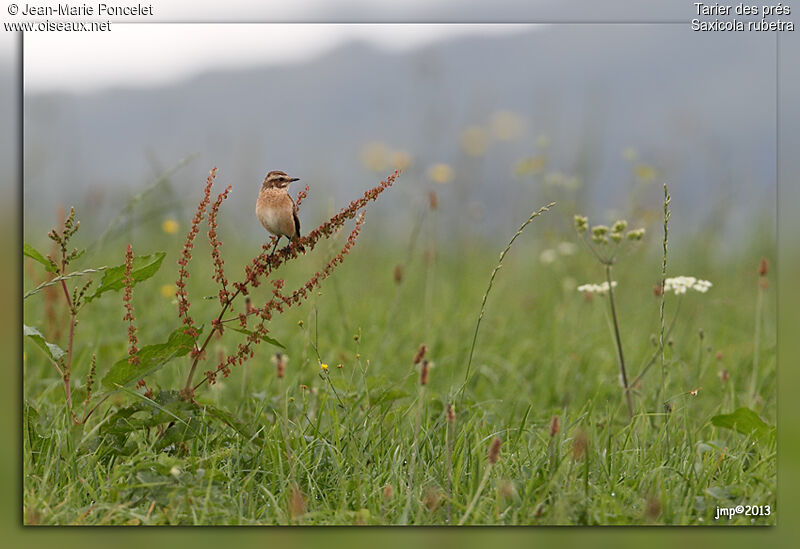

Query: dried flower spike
[549,415,560,438]
[446,402,456,424]
[572,429,588,460]
[488,437,502,465]
[122,244,140,366]
[419,359,430,386]
[413,344,427,365]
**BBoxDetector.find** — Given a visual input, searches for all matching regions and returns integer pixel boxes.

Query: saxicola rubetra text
[256,170,302,256]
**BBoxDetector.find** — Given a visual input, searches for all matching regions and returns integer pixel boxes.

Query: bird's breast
[256,190,295,238]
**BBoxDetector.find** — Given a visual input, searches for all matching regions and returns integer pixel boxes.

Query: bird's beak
[289,177,300,183]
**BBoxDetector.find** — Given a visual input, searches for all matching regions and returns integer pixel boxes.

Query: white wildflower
[557,242,577,256]
[577,281,618,295]
[664,276,712,295]
[539,249,557,264]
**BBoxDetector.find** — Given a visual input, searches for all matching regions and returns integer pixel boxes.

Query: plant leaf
[101,390,202,453]
[101,326,200,390]
[202,402,261,442]
[227,327,284,349]
[24,324,66,363]
[24,243,58,273]
[85,251,166,302]
[711,407,775,443]
[370,388,409,408]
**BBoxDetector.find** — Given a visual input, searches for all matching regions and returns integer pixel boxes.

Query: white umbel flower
[577,281,618,295]
[664,276,712,295]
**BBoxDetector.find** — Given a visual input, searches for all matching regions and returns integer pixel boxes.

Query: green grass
[22,198,776,525]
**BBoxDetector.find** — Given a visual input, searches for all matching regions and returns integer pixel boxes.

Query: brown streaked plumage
[256,171,301,254]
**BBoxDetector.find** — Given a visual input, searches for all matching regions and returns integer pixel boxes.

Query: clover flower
[577,280,618,295]
[664,276,712,295]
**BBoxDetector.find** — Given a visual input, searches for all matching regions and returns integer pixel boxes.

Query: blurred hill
[23,24,784,243]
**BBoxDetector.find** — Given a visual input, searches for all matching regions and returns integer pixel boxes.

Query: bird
[256,170,302,257]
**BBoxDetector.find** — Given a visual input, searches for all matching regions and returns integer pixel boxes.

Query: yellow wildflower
[515,155,547,177]
[460,126,488,157]
[635,164,656,182]
[160,284,176,298]
[360,142,389,172]
[391,150,412,171]
[161,219,179,234]
[490,110,524,141]
[428,163,454,184]
[320,363,329,372]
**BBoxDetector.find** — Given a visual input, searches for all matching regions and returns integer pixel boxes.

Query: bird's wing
[292,196,301,238]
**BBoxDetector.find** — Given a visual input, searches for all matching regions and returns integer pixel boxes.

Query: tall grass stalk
[401,383,425,524]
[459,202,555,395]
[750,271,766,407]
[659,183,671,415]
[458,437,501,525]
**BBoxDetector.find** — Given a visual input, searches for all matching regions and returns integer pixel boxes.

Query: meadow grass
[22,192,776,525]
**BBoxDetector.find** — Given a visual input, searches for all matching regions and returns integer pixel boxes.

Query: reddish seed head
[288,484,306,519]
[758,257,769,277]
[549,415,560,438]
[653,284,662,297]
[645,495,662,521]
[419,359,430,386]
[428,191,439,210]
[190,170,398,390]
[422,487,442,511]
[393,263,404,284]
[721,369,730,382]
[123,244,140,365]
[572,429,588,460]
[413,344,427,365]
[446,403,456,424]
[488,437,502,465]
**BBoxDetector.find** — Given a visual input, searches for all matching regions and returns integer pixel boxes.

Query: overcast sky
[0,0,547,93]
[21,23,530,93]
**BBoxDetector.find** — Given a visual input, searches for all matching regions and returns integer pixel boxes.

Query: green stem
[458,464,493,525]
[750,284,764,406]
[459,202,555,397]
[605,264,633,419]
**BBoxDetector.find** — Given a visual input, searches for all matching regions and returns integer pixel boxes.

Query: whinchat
[256,170,302,255]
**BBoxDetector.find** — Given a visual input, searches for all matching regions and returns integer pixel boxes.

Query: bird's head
[263,170,300,189]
